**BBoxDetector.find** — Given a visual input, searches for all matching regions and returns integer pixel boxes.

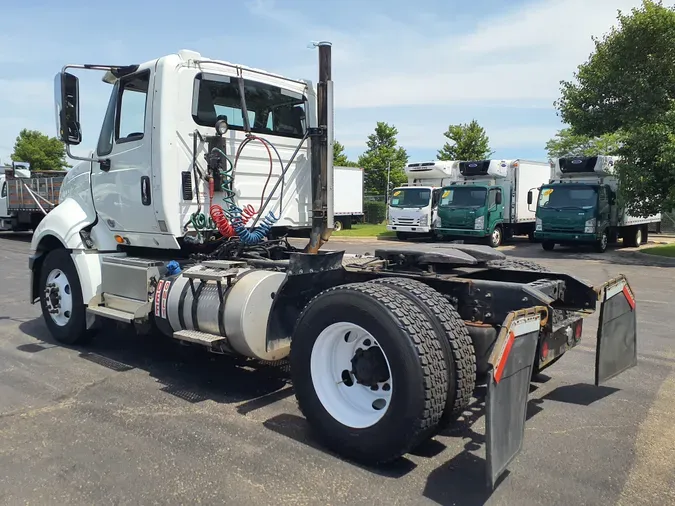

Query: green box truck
[533,155,662,253]
[436,159,550,247]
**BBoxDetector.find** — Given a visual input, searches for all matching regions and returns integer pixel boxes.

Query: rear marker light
[494,331,515,384]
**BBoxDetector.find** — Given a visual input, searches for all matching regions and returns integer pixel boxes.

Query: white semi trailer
[29,44,639,488]
[387,160,459,240]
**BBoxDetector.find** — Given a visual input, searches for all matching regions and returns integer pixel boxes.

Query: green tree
[554,0,675,216]
[333,140,359,167]
[11,129,68,171]
[357,122,408,194]
[545,128,623,160]
[437,119,493,161]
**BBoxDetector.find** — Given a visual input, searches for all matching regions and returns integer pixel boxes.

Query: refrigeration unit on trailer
[436,159,549,247]
[534,155,662,252]
[332,165,363,231]
[29,44,640,489]
[387,160,460,239]
[0,162,64,232]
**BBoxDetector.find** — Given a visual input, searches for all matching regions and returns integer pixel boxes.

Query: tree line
[7,1,674,216]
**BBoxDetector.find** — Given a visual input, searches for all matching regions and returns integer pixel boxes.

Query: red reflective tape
[622,285,635,310]
[154,280,165,317]
[494,330,515,384]
[161,280,171,319]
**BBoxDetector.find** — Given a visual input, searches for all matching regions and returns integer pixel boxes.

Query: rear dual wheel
[290,281,475,465]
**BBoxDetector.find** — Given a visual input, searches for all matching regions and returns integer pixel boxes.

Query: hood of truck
[438,206,484,229]
[538,207,595,232]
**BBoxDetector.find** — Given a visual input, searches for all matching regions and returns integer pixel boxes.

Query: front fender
[31,197,96,252]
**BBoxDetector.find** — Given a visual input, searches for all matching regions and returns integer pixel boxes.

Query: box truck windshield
[439,187,487,208]
[538,185,597,210]
[390,188,432,208]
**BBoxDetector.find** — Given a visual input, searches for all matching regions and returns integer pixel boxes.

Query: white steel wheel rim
[44,268,73,327]
[492,228,501,245]
[636,229,642,245]
[601,233,608,250]
[310,322,393,429]
[334,220,343,231]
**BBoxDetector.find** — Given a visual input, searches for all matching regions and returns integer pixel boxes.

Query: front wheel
[487,226,502,248]
[290,282,448,465]
[542,240,555,251]
[39,248,94,345]
[594,230,608,253]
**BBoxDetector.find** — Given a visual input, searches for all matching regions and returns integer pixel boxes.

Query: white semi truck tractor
[30,44,640,488]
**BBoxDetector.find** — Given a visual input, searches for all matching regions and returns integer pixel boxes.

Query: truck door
[0,176,8,218]
[597,185,611,232]
[431,188,441,227]
[487,187,504,232]
[90,67,159,234]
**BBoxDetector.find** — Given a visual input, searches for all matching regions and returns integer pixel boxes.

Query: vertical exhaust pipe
[305,41,333,254]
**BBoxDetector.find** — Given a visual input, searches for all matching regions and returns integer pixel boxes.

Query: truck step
[183,265,240,282]
[201,260,247,269]
[173,329,228,346]
[87,305,135,323]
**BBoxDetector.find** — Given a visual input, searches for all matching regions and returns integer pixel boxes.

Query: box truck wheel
[487,226,502,248]
[38,249,94,345]
[333,219,343,232]
[595,230,609,253]
[290,282,448,464]
[542,240,555,251]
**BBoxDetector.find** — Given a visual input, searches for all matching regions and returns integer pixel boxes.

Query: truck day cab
[29,44,639,489]
[387,160,459,240]
[436,159,549,248]
[533,156,662,253]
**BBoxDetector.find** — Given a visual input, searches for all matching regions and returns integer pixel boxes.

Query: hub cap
[310,322,393,428]
[44,269,72,327]
[636,229,642,245]
[601,233,608,250]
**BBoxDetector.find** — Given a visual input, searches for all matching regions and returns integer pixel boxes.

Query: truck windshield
[192,73,307,139]
[389,188,432,208]
[538,185,597,209]
[439,187,487,207]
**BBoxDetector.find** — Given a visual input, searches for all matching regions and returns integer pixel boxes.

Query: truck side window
[488,189,499,208]
[1,182,6,198]
[432,189,441,206]
[116,71,150,143]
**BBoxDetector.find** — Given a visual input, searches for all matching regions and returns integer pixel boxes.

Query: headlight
[536,217,542,231]
[419,214,428,227]
[474,215,484,230]
[584,218,596,234]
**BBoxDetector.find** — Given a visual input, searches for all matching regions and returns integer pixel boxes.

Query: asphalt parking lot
[1,232,674,506]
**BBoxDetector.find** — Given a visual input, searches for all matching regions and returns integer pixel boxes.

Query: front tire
[487,226,502,248]
[542,240,555,251]
[594,230,608,253]
[39,248,94,345]
[290,282,448,465]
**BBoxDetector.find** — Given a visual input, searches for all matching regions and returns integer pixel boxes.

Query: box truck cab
[534,155,662,253]
[387,160,459,240]
[437,159,549,248]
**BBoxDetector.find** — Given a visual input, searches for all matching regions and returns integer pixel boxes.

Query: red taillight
[575,321,583,340]
[541,341,549,360]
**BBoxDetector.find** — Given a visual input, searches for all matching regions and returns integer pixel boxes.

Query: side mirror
[54,71,82,145]
[495,192,502,205]
[527,190,533,205]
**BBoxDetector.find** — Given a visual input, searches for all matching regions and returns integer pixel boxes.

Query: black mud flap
[485,307,545,490]
[594,275,637,386]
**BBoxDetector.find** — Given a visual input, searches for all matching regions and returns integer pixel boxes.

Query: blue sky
[0,0,646,166]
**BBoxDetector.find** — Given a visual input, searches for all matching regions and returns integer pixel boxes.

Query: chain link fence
[660,211,675,233]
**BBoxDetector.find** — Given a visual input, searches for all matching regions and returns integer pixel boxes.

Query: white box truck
[436,159,550,247]
[387,160,459,240]
[534,155,662,252]
[333,165,363,231]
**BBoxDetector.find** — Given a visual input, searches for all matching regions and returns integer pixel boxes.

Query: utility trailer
[29,44,639,489]
[0,162,63,231]
[332,165,364,231]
